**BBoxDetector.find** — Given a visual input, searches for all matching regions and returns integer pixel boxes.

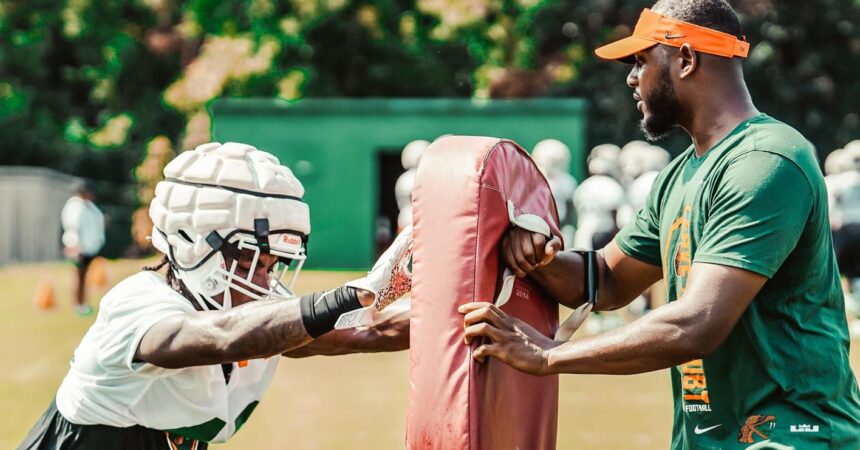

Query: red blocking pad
[407,136,561,450]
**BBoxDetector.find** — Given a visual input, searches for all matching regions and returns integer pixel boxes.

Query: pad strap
[300,286,363,338]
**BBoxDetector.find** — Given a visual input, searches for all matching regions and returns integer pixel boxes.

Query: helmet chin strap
[179,283,222,312]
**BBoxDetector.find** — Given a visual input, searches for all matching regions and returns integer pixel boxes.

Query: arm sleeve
[693,151,812,278]
[614,177,662,267]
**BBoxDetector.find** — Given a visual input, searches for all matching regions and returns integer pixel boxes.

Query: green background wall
[210,98,587,269]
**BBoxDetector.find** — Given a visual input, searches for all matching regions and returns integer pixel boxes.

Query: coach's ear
[678,43,698,79]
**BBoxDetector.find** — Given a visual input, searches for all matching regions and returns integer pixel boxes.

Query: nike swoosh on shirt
[694,424,722,434]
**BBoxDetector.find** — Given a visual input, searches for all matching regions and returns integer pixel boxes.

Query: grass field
[2,258,858,449]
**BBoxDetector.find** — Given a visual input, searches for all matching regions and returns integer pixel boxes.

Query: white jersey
[573,175,625,249]
[61,196,106,256]
[56,271,279,443]
[546,173,578,223]
[395,169,417,230]
[395,169,416,211]
[617,171,659,228]
[827,171,860,227]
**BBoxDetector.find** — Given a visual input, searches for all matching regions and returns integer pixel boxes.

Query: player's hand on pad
[335,225,413,329]
[459,302,562,376]
[503,200,562,278]
[502,227,562,278]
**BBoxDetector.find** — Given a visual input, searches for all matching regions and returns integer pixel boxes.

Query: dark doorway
[376,150,404,257]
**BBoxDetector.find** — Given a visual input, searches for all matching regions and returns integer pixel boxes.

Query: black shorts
[834,223,860,278]
[74,254,95,270]
[18,399,207,450]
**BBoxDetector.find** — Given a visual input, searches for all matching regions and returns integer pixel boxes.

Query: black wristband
[300,286,363,338]
[574,250,599,307]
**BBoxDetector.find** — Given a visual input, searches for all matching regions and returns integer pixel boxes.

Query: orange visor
[595,8,750,63]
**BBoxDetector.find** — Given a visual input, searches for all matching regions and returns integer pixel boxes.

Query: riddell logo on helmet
[281,234,302,247]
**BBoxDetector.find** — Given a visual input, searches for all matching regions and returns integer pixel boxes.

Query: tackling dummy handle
[495,201,553,308]
[498,200,598,341]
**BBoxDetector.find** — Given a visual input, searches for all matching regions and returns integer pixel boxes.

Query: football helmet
[401,140,430,170]
[532,139,572,177]
[149,142,310,311]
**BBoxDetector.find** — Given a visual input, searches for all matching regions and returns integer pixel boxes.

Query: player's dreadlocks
[143,256,206,310]
[652,0,743,39]
[142,256,181,293]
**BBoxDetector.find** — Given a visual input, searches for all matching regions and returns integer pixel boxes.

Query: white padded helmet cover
[149,142,310,268]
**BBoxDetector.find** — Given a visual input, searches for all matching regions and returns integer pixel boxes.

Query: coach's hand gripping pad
[407,136,561,450]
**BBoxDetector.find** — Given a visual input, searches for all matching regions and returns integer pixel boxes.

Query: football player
[531,139,578,249]
[19,142,412,450]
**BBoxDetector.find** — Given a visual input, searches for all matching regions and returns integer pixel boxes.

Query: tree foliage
[1,0,858,202]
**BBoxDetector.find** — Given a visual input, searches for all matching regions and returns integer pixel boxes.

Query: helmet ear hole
[177,229,194,243]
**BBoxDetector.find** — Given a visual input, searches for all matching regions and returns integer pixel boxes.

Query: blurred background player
[617,143,671,317]
[618,140,650,186]
[617,143,671,228]
[531,139,578,248]
[20,142,412,450]
[825,142,860,330]
[60,182,106,316]
[394,139,430,231]
[573,145,625,251]
[571,144,626,333]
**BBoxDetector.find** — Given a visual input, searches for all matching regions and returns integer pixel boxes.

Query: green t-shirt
[616,114,860,449]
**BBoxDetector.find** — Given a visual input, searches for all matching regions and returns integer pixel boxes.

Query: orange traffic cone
[87,257,108,289]
[33,277,57,311]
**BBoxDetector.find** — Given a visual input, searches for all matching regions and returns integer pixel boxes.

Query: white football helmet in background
[532,139,572,177]
[401,139,430,171]
[149,142,310,311]
[396,140,431,230]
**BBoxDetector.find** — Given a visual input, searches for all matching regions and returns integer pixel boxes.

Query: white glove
[335,225,413,329]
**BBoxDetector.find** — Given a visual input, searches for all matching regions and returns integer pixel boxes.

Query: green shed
[210,98,587,269]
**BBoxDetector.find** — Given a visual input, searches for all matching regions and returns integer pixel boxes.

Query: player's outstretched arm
[504,226,662,311]
[461,262,766,375]
[283,302,409,358]
[284,225,414,357]
[136,288,375,368]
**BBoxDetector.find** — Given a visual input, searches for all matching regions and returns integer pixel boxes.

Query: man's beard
[640,64,681,141]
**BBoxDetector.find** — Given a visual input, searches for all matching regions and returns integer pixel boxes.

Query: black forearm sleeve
[299,285,363,338]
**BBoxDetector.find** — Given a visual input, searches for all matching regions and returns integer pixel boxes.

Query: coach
[460,0,860,448]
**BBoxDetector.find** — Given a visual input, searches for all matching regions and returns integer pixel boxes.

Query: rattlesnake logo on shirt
[737,415,776,444]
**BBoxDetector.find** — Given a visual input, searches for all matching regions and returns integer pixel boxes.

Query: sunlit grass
[2,259,857,449]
